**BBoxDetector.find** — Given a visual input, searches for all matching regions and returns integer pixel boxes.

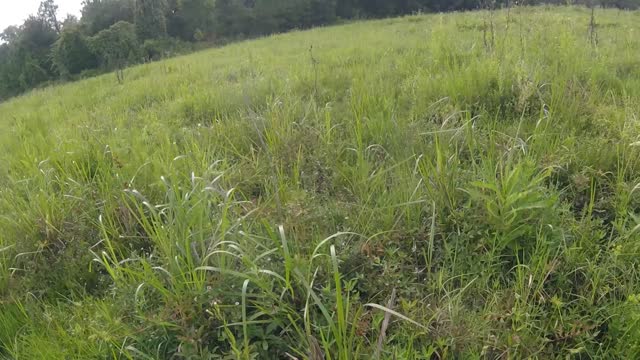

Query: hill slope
[1,6,640,359]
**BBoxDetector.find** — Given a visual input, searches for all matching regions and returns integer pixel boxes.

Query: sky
[0,0,83,32]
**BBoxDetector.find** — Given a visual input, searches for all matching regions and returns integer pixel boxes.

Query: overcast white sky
[0,0,83,31]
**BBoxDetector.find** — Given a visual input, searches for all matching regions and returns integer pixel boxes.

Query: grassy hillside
[1,6,640,359]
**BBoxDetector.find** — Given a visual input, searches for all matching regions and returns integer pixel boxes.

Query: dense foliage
[52,25,98,77]
[0,0,639,100]
[89,20,140,69]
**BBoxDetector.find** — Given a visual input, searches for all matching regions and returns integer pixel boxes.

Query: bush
[89,21,141,70]
[52,27,98,78]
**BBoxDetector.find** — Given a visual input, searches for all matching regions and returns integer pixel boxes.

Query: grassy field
[1,5,640,359]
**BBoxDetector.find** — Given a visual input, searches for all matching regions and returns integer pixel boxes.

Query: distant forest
[1,0,638,100]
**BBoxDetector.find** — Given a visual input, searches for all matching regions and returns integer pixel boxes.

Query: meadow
[1,5,640,359]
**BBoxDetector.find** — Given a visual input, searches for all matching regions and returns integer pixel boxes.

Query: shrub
[89,21,141,70]
[52,26,98,78]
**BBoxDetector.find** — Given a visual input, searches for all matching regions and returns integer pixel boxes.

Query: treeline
[1,0,638,100]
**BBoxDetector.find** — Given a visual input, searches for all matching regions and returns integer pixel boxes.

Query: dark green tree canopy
[166,0,215,41]
[134,0,168,40]
[52,25,98,77]
[90,21,140,68]
[81,0,135,35]
[38,0,62,33]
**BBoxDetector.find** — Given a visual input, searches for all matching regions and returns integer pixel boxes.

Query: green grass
[1,5,640,359]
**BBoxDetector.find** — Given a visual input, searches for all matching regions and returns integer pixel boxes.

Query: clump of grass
[464,159,557,255]
[589,4,599,48]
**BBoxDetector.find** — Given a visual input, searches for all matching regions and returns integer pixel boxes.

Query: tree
[0,28,25,99]
[13,16,59,89]
[90,21,140,69]
[80,0,135,35]
[38,0,61,33]
[0,42,20,99]
[250,0,282,34]
[0,26,20,43]
[134,0,168,40]
[166,0,215,41]
[52,26,98,77]
[305,0,337,26]
[61,14,80,29]
[213,0,252,37]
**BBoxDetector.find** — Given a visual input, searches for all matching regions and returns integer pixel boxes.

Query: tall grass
[1,5,640,359]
